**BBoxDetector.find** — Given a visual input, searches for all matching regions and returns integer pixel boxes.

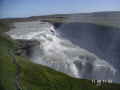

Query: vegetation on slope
[0,23,120,90]
[0,22,9,33]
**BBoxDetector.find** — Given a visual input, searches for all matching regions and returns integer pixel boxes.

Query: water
[7,21,117,82]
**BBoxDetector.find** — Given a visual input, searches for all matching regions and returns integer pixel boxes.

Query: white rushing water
[7,21,116,80]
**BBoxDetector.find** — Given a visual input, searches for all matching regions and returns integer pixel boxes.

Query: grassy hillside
[0,23,120,90]
[0,23,9,33]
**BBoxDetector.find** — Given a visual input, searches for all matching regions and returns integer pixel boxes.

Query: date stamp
[91,80,112,86]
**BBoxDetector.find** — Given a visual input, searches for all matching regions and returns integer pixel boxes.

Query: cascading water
[7,21,117,81]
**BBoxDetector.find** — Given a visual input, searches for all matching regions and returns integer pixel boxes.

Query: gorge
[6,21,119,83]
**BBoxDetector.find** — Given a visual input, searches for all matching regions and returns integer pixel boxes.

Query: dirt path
[8,49,23,90]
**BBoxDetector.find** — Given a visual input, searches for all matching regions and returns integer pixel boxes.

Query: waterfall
[7,21,116,81]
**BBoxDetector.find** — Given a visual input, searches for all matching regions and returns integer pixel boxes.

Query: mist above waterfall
[7,21,118,82]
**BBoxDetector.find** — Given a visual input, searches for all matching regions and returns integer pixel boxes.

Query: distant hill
[0,11,120,28]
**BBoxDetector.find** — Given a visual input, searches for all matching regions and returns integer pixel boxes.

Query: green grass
[0,23,9,33]
[0,26,120,90]
[0,56,16,90]
[0,35,17,90]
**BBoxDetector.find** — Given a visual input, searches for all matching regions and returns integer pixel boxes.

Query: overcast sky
[0,0,120,18]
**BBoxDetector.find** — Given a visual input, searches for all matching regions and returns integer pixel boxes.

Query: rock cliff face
[56,22,120,82]
[15,40,40,57]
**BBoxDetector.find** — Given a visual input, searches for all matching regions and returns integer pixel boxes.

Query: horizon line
[0,10,120,19]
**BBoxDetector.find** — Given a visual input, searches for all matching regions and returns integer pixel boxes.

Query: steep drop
[7,21,117,82]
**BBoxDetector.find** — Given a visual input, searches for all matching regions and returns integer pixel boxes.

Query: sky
[0,0,120,18]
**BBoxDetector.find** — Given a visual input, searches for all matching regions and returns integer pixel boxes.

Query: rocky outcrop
[15,40,40,57]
